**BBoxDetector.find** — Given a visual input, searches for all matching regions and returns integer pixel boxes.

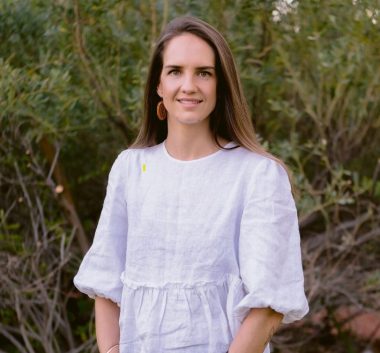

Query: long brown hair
[131,16,289,177]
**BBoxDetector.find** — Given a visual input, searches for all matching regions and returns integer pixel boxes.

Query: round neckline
[162,140,236,163]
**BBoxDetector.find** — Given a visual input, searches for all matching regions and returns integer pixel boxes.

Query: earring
[157,101,167,120]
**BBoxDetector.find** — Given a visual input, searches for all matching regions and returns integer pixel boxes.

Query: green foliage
[0,0,379,352]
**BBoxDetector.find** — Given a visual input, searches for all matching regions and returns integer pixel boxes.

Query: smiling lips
[177,98,203,105]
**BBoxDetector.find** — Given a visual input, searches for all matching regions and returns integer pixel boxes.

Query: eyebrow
[163,65,215,70]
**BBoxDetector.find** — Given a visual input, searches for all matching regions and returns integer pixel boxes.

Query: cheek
[209,84,217,102]
[159,80,176,97]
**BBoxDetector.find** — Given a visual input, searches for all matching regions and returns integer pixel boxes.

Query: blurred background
[0,0,379,352]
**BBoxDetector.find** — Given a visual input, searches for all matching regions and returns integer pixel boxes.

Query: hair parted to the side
[130,16,291,180]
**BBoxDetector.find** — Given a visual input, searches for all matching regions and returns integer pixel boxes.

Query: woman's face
[157,33,217,130]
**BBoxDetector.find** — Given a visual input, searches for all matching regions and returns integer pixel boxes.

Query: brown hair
[130,16,289,177]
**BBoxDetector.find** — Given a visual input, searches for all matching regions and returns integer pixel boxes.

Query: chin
[168,116,203,125]
[180,118,209,126]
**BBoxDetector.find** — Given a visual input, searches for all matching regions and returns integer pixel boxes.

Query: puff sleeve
[235,158,309,323]
[73,150,129,305]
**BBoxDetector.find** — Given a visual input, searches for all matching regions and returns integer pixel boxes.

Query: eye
[168,69,181,76]
[198,71,212,78]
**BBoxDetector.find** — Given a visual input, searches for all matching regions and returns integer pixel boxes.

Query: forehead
[162,33,215,66]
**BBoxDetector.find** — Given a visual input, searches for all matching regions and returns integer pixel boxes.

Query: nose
[181,73,196,93]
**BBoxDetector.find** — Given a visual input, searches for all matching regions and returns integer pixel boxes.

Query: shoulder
[114,143,162,163]
[109,143,163,177]
[229,145,291,194]
[230,145,288,178]
[125,143,163,158]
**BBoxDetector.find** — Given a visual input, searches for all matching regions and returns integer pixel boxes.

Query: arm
[74,152,129,351]
[95,296,120,353]
[235,158,308,332]
[228,308,283,353]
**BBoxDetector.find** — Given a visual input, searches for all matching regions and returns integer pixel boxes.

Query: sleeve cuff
[233,289,309,324]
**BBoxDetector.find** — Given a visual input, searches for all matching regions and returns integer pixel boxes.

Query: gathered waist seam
[120,273,242,290]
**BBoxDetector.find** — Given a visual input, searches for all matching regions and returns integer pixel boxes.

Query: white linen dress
[74,141,309,353]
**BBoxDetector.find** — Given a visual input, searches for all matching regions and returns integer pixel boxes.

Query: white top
[74,141,309,353]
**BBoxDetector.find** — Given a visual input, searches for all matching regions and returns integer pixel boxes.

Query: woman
[74,16,309,353]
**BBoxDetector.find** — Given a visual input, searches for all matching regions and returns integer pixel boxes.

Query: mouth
[177,98,203,104]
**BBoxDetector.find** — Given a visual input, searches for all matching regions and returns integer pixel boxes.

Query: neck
[165,124,227,161]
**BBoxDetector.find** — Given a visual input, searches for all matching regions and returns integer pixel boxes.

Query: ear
[157,82,163,98]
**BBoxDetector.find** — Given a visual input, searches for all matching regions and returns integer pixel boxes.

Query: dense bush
[1,0,379,352]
